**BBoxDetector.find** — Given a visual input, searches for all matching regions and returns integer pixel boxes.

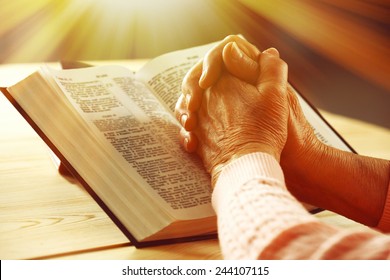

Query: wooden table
[1,61,389,260]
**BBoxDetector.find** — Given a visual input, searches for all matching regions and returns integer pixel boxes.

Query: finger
[199,35,260,89]
[222,42,259,85]
[179,127,198,153]
[174,94,198,131]
[256,48,288,93]
[181,59,204,112]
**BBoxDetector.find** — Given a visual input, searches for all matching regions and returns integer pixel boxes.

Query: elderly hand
[176,36,390,228]
[175,35,261,153]
[179,47,289,185]
[175,35,320,189]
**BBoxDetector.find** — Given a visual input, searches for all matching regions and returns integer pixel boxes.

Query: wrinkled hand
[178,47,289,185]
[175,36,390,226]
[175,35,261,153]
[175,35,321,190]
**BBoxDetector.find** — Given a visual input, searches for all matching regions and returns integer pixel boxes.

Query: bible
[1,41,355,247]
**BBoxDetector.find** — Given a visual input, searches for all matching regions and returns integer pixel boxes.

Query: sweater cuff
[377,164,390,232]
[212,152,285,213]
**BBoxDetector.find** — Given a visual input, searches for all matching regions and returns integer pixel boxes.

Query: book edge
[1,84,218,249]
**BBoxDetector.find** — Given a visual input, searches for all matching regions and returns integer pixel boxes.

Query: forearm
[213,152,390,259]
[212,152,317,259]
[284,142,390,227]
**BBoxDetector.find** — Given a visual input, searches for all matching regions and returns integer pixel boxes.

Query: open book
[1,41,355,247]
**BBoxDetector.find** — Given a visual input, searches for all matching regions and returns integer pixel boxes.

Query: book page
[46,65,214,220]
[135,42,216,113]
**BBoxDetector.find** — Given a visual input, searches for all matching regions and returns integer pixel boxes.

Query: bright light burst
[0,0,235,62]
[1,0,388,94]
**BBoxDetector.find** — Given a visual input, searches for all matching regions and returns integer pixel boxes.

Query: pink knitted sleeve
[212,153,390,259]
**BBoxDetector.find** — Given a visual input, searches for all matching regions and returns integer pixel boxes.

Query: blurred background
[0,0,389,128]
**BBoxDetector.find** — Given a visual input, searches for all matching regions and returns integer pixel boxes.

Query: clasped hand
[175,35,306,186]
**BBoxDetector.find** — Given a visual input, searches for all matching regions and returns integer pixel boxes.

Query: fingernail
[186,94,192,105]
[184,137,190,151]
[230,42,244,61]
[263,47,279,56]
[180,114,188,127]
[199,69,207,85]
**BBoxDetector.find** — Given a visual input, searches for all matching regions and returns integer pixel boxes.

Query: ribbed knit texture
[212,153,390,259]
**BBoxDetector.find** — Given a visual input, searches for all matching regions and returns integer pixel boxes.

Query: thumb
[222,42,259,85]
